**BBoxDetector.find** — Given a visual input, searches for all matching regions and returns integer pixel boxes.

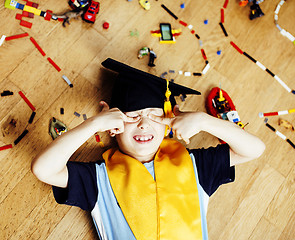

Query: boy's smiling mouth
[133,135,154,143]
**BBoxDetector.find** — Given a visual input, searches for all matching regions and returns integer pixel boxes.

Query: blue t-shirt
[53,144,234,240]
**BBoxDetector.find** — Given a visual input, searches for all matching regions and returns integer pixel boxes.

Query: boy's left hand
[149,105,205,144]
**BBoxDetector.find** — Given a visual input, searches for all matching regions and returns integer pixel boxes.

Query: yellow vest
[103,139,202,240]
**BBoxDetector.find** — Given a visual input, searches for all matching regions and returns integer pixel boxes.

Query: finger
[183,137,190,144]
[108,130,116,137]
[175,131,182,141]
[100,101,110,112]
[149,113,173,126]
[173,105,181,116]
[175,131,190,144]
[110,127,124,135]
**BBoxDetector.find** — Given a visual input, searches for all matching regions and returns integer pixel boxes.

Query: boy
[31,58,265,240]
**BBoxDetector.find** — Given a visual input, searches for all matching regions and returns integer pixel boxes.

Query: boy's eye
[150,111,163,117]
[126,113,140,118]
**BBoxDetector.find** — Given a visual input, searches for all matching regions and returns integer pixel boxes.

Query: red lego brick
[0,144,13,151]
[22,11,29,17]
[44,10,52,21]
[30,37,46,56]
[18,91,36,111]
[20,20,33,29]
[15,13,22,20]
[5,33,29,41]
[47,57,61,72]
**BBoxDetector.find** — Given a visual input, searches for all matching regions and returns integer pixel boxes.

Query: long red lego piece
[19,91,36,111]
[221,8,225,23]
[30,37,46,56]
[5,33,29,41]
[0,144,13,151]
[223,0,229,9]
[47,57,61,72]
[230,41,244,54]
[179,20,188,27]
[201,49,207,60]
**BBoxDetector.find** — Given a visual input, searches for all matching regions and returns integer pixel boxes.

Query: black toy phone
[160,23,173,41]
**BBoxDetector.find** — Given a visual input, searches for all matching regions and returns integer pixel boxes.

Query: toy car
[206,87,246,143]
[139,0,150,10]
[206,87,245,127]
[83,0,100,23]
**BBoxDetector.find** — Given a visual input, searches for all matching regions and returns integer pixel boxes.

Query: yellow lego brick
[171,29,182,34]
[151,33,161,37]
[160,40,176,44]
[23,5,41,15]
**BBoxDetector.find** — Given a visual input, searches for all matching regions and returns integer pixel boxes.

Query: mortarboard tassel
[164,79,173,118]
[164,79,174,136]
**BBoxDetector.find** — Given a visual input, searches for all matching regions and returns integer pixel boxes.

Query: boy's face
[115,108,167,162]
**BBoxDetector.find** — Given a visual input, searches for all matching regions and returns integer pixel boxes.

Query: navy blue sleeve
[189,144,235,196]
[52,161,98,211]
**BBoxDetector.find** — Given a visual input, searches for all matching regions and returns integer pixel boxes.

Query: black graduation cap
[101,58,201,112]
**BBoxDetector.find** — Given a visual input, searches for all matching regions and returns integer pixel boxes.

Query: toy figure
[249,2,264,20]
[148,49,157,67]
[52,9,85,27]
[239,0,264,20]
[49,117,68,140]
[137,47,157,67]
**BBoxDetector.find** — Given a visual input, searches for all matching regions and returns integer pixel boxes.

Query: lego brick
[47,57,61,72]
[0,35,6,46]
[219,22,228,37]
[30,37,46,56]
[44,10,52,21]
[179,20,188,27]
[28,111,36,124]
[20,20,32,28]
[14,129,29,145]
[223,0,229,9]
[0,144,13,151]
[5,0,16,10]
[18,91,36,111]
[221,8,224,23]
[62,75,73,87]
[16,2,25,10]
[1,90,13,96]
[5,32,29,41]
[15,13,22,20]
[161,4,178,20]
[23,5,41,15]
[201,49,207,60]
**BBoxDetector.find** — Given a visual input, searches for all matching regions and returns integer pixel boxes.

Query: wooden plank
[249,217,281,240]
[218,164,285,240]
[278,211,295,240]
[46,207,95,240]
[264,165,295,231]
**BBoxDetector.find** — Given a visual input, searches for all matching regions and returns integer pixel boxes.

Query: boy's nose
[137,116,151,130]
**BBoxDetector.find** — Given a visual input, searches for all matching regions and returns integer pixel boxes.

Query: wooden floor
[1,0,295,239]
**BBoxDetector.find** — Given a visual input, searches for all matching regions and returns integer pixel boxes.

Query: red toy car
[83,1,100,23]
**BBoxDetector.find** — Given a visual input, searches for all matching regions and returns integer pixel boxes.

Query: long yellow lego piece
[23,5,41,15]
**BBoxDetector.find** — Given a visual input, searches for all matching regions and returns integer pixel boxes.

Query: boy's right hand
[95,101,139,136]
